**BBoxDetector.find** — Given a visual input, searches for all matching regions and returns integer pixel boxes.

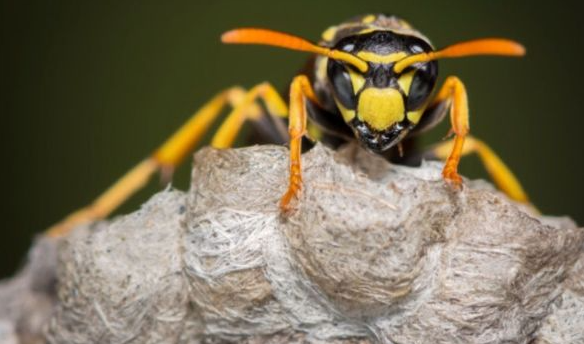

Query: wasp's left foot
[442,169,463,189]
[279,190,300,214]
[279,180,302,214]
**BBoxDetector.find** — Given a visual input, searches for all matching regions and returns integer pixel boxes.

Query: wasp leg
[431,76,469,186]
[46,85,285,237]
[431,135,530,204]
[209,82,288,148]
[280,75,319,212]
[45,159,158,238]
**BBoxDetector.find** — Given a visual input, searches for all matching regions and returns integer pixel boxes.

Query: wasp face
[327,31,438,152]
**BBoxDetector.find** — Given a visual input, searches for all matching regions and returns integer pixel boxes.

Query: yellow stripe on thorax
[315,57,328,83]
[321,26,337,42]
[362,15,376,24]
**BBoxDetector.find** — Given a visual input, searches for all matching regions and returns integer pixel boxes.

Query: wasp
[47,14,528,236]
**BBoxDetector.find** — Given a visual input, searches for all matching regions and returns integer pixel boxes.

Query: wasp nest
[1,144,583,344]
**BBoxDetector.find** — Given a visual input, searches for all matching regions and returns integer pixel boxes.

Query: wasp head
[327,31,438,152]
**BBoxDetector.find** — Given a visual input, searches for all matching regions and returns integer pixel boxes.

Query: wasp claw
[279,185,302,214]
[443,170,463,190]
[159,165,175,186]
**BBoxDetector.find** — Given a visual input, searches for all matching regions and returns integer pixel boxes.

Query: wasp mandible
[48,14,528,236]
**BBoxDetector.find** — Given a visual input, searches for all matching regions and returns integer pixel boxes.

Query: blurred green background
[1,1,583,278]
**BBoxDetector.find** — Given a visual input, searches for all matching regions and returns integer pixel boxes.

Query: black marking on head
[333,30,433,58]
[350,116,414,152]
[405,61,438,111]
[371,65,390,88]
[327,59,357,110]
[369,64,398,88]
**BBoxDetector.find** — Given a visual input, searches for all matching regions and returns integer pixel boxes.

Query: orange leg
[433,136,530,204]
[45,159,158,237]
[46,85,286,237]
[153,87,261,168]
[211,82,288,148]
[431,76,469,186]
[279,75,319,211]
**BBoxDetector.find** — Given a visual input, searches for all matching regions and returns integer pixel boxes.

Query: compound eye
[406,61,438,111]
[327,59,357,110]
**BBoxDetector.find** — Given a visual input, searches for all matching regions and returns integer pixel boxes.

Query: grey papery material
[1,144,582,344]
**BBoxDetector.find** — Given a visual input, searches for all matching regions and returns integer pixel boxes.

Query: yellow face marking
[335,99,356,123]
[362,15,376,24]
[397,70,415,95]
[348,69,365,93]
[407,109,424,124]
[321,26,337,42]
[358,88,405,131]
[356,51,408,64]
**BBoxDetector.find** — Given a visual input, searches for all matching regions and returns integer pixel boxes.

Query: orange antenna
[394,38,526,73]
[222,28,369,73]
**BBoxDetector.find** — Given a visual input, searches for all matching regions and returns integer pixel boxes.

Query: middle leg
[210,82,288,149]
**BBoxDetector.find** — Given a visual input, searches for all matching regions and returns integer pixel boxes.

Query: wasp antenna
[222,28,368,72]
[394,38,526,73]
[222,28,319,52]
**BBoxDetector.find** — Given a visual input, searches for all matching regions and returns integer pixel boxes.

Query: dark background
[1,1,583,278]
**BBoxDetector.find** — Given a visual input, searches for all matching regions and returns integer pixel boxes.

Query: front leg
[432,76,470,185]
[280,75,319,212]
